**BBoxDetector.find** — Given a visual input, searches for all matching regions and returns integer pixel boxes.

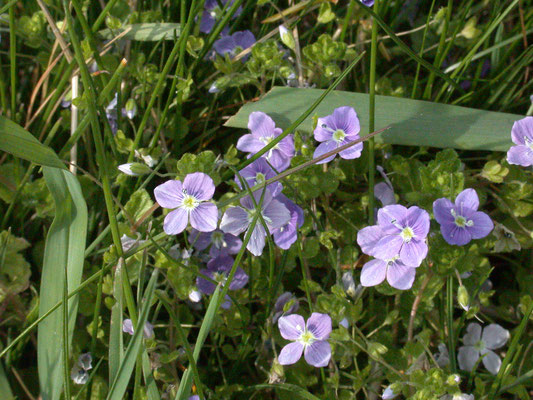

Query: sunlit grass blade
[225,86,522,152]
[98,23,181,41]
[39,167,88,400]
[0,359,13,400]
[106,269,159,400]
[109,260,125,384]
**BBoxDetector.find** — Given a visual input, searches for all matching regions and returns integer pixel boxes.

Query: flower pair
[357,204,430,290]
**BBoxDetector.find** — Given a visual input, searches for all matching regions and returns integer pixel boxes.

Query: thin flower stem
[411,0,437,99]
[368,0,379,225]
[447,275,458,373]
[340,0,356,43]
[297,241,313,312]
[9,4,16,121]
[62,247,71,399]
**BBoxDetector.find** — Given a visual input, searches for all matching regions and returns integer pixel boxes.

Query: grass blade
[98,23,181,41]
[109,260,125,384]
[106,269,159,400]
[0,359,13,400]
[225,86,522,152]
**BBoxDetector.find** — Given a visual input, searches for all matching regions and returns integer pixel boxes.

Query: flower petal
[375,182,396,206]
[278,342,304,365]
[278,314,305,340]
[236,134,264,153]
[189,229,211,250]
[468,211,493,239]
[190,203,218,232]
[481,349,501,375]
[220,207,249,235]
[183,172,215,201]
[263,198,291,231]
[441,223,472,246]
[357,225,384,256]
[163,208,189,235]
[399,239,427,267]
[306,313,332,340]
[247,223,267,256]
[455,189,479,213]
[248,111,279,138]
[458,346,479,372]
[304,340,331,368]
[386,262,416,290]
[314,117,333,142]
[406,206,430,238]
[313,141,337,164]
[267,149,292,171]
[229,267,249,290]
[433,198,455,224]
[338,138,363,160]
[373,234,404,261]
[506,145,533,167]
[360,259,387,287]
[482,324,509,350]
[196,269,216,295]
[154,180,184,209]
[377,204,408,231]
[463,323,482,345]
[331,106,360,136]
[510,116,533,145]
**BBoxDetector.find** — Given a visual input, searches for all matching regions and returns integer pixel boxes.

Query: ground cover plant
[0,0,532,399]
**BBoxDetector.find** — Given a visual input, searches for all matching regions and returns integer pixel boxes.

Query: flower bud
[118,163,151,176]
[457,285,470,311]
[279,25,295,50]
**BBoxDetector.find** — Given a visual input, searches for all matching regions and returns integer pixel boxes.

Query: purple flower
[189,396,200,400]
[154,172,218,235]
[189,228,242,258]
[374,181,396,206]
[196,255,248,295]
[220,190,291,256]
[272,194,304,250]
[199,0,241,34]
[236,158,282,197]
[106,94,118,134]
[122,319,155,339]
[214,30,255,59]
[278,313,332,367]
[506,116,533,167]
[236,112,295,172]
[433,189,493,246]
[358,205,430,267]
[359,257,417,290]
[313,106,363,164]
[273,292,299,323]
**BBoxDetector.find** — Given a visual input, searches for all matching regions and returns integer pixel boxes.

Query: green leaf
[124,189,154,222]
[38,167,88,400]
[107,269,159,400]
[0,116,65,169]
[0,231,31,303]
[317,3,336,24]
[99,23,181,41]
[225,87,522,151]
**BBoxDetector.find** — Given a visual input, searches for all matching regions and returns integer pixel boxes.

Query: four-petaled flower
[313,106,363,164]
[237,112,295,171]
[359,255,417,290]
[154,172,218,235]
[457,322,509,375]
[214,30,256,60]
[220,190,290,256]
[189,228,243,258]
[433,189,493,246]
[123,319,155,339]
[278,313,332,368]
[200,0,241,34]
[196,255,248,295]
[506,116,533,167]
[236,157,282,197]
[272,194,304,250]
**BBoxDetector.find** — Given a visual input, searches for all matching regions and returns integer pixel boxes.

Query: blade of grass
[109,259,125,384]
[107,269,159,400]
[0,359,13,400]
[9,3,16,120]
[368,0,379,224]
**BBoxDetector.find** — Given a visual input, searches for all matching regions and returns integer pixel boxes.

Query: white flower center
[181,194,199,211]
[474,340,485,352]
[255,172,266,184]
[298,329,316,346]
[400,227,415,242]
[247,208,271,225]
[213,271,227,284]
[525,136,533,150]
[332,129,346,143]
[451,209,473,228]
[211,231,227,249]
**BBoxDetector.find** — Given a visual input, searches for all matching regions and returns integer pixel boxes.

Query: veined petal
[278,314,305,340]
[306,313,332,340]
[469,211,493,239]
[360,259,387,287]
[163,208,189,235]
[463,323,482,346]
[458,346,479,372]
[433,198,454,224]
[331,106,360,136]
[406,206,430,238]
[510,116,533,145]
[190,203,218,232]
[248,111,278,138]
[338,138,363,160]
[263,199,291,231]
[357,225,384,256]
[399,240,427,267]
[313,141,337,164]
[229,267,249,290]
[481,349,501,375]
[154,180,184,209]
[236,134,264,153]
[313,117,333,142]
[220,207,249,235]
[304,341,331,368]
[506,145,533,167]
[373,234,403,260]
[278,342,304,365]
[482,324,509,350]
[386,262,416,290]
[196,269,216,295]
[183,172,215,201]
[247,223,267,256]
[267,149,291,171]
[377,205,408,231]
[442,223,472,246]
[455,189,479,212]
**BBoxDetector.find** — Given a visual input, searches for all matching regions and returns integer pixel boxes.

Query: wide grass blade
[0,116,66,169]
[225,87,522,152]
[109,260,125,384]
[98,23,181,41]
[38,167,87,400]
[246,383,323,400]
[106,269,158,400]
[0,359,13,400]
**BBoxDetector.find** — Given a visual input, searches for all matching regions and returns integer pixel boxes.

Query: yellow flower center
[400,227,414,242]
[332,129,346,143]
[182,194,199,211]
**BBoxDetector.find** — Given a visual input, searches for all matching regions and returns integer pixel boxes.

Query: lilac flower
[77,353,93,371]
[199,0,241,34]
[313,106,363,164]
[236,158,282,197]
[188,288,202,303]
[106,94,118,134]
[273,292,299,323]
[154,173,218,235]
[441,394,474,400]
[382,386,397,399]
[359,256,417,290]
[189,228,243,258]
[458,323,509,375]
[197,255,248,295]
[375,181,396,206]
[278,313,332,368]
[506,116,533,167]
[214,30,255,59]
[189,396,200,400]
[70,367,88,385]
[236,112,295,172]
[220,190,290,256]
[272,194,304,250]
[360,0,375,7]
[433,189,493,246]
[358,205,430,267]
[122,319,155,339]
[435,343,450,367]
